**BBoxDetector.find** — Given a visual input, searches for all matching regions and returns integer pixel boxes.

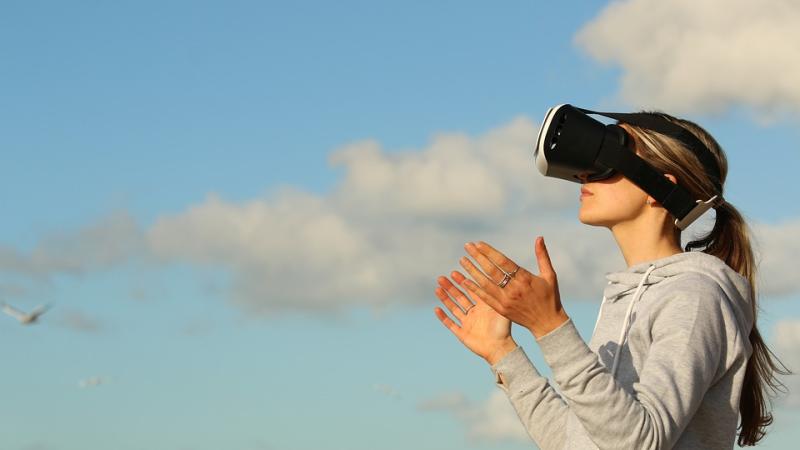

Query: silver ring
[505,265,520,277]
[497,265,519,288]
[498,273,511,288]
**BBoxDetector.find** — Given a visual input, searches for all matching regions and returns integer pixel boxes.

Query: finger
[434,286,462,318]
[459,255,503,298]
[434,306,464,341]
[534,236,557,283]
[453,270,504,313]
[463,242,508,286]
[450,271,484,305]
[471,241,522,277]
[438,276,474,312]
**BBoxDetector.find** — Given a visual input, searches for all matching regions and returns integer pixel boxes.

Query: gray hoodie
[490,251,754,449]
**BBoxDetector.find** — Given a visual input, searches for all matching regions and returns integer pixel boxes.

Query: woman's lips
[580,187,593,196]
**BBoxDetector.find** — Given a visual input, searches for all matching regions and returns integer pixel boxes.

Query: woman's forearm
[491,346,569,450]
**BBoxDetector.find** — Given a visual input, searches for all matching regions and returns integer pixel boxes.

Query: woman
[433,112,789,449]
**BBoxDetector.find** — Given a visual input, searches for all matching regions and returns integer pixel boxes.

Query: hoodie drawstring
[592,281,612,338]
[609,264,656,377]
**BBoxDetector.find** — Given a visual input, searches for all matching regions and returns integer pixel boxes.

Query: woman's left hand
[456,236,570,339]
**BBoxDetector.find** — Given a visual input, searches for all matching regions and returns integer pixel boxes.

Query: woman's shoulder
[657,270,725,293]
[644,258,753,333]
[652,252,751,300]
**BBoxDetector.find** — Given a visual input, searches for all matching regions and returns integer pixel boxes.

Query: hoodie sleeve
[489,346,569,450]
[531,286,732,449]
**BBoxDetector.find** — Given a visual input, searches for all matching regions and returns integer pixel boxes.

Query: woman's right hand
[434,271,518,365]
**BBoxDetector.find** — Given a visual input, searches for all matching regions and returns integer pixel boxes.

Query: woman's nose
[577,172,590,183]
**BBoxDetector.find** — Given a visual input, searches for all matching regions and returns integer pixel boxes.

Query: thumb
[534,236,557,281]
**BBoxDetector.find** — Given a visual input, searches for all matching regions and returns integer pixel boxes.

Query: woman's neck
[610,216,683,268]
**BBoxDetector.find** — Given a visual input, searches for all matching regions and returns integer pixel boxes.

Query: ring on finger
[501,265,520,278]
[498,273,511,288]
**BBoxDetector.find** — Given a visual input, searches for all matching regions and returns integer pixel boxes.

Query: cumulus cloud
[417,390,530,443]
[0,211,145,277]
[328,118,575,220]
[575,0,800,118]
[2,118,613,316]
[144,119,623,315]
[752,219,800,298]
[772,319,800,407]
[0,118,798,316]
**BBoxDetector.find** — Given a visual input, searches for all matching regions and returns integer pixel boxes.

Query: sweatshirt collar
[603,252,705,302]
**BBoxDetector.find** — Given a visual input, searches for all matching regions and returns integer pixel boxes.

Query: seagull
[79,376,106,389]
[1,302,52,325]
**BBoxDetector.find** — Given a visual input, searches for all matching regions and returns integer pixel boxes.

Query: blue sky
[1,1,799,449]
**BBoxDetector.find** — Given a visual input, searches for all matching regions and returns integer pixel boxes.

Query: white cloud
[417,390,530,443]
[575,0,800,118]
[147,189,391,314]
[0,119,797,316]
[0,211,144,277]
[144,118,620,315]
[772,319,800,407]
[328,117,574,220]
[752,219,800,298]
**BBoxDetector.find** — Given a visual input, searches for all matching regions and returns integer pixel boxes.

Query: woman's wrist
[529,311,570,339]
[484,338,519,366]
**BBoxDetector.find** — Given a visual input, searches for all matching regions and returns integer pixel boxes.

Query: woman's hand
[455,236,569,340]
[434,272,518,365]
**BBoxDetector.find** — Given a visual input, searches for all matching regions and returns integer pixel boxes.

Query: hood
[598,251,754,377]
[604,251,751,306]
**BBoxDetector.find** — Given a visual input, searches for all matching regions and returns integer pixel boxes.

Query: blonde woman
[434,110,789,449]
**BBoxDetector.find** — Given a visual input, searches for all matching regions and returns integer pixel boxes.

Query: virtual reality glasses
[534,104,723,230]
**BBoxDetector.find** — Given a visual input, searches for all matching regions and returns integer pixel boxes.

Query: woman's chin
[578,206,592,224]
[578,208,604,227]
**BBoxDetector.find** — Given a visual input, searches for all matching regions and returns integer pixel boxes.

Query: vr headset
[534,104,724,230]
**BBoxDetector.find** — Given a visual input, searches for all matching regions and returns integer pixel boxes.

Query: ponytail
[685,201,792,446]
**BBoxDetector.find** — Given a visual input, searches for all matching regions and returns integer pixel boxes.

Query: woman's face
[577,170,650,228]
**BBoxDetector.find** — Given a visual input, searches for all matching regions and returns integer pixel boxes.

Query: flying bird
[1,302,52,325]
[79,376,107,389]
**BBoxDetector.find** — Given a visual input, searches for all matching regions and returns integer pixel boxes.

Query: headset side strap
[595,126,698,227]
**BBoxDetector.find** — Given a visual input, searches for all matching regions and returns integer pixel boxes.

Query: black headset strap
[578,108,722,194]
[597,125,697,219]
[595,128,697,221]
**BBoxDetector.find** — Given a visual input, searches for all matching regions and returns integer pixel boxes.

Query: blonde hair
[624,114,790,446]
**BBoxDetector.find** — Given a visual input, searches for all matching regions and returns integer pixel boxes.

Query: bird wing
[2,303,28,321]
[30,303,52,318]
